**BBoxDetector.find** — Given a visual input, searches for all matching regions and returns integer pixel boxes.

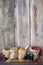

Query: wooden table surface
[0,62,43,65]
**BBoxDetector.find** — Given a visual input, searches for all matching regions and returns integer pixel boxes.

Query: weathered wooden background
[0,0,43,53]
[31,0,43,48]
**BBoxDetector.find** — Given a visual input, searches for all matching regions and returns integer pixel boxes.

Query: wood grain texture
[31,0,43,48]
[17,0,30,47]
[0,0,43,53]
[0,0,30,52]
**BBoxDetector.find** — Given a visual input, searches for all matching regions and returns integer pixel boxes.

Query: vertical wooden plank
[17,0,30,48]
[2,0,16,48]
[31,0,43,48]
[36,0,43,47]
[15,0,20,47]
[31,0,36,46]
[0,0,5,52]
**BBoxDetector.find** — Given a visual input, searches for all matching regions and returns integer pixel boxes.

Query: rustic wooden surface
[0,0,30,52]
[31,0,43,48]
[0,0,43,53]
